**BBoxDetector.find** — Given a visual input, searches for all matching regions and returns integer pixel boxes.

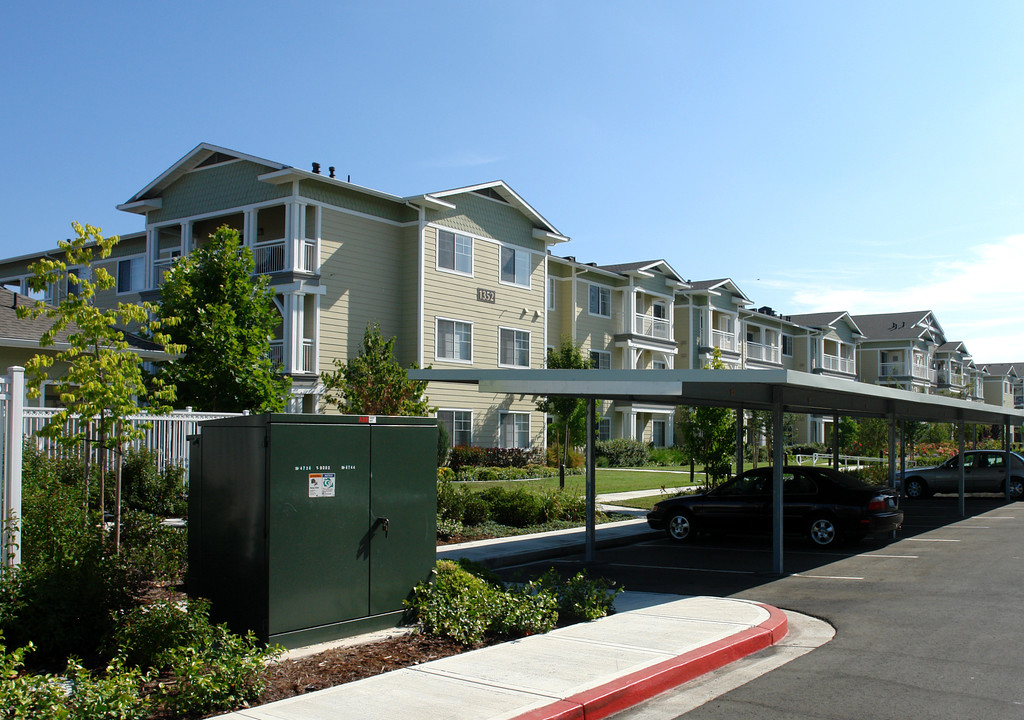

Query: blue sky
[4,2,1024,361]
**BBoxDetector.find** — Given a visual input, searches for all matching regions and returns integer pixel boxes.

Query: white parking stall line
[904,537,961,542]
[607,562,757,576]
[791,573,865,581]
[862,554,919,559]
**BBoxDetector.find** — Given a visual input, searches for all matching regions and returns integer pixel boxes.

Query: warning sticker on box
[308,473,336,498]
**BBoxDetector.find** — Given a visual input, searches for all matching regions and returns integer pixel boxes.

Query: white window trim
[499,411,531,449]
[437,408,473,447]
[116,254,147,295]
[498,326,531,369]
[435,317,474,364]
[597,417,612,442]
[435,228,474,277]
[590,349,611,370]
[782,334,794,357]
[499,244,531,289]
[588,283,612,318]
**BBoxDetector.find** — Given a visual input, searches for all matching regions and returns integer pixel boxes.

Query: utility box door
[268,423,372,636]
[369,424,438,615]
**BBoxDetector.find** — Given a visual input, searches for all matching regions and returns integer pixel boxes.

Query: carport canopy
[411,368,1024,574]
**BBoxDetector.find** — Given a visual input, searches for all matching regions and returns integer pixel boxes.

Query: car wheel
[904,477,930,499]
[666,512,695,542]
[1010,478,1024,501]
[808,515,839,547]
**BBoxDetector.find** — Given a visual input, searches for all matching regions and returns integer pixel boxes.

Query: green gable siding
[431,193,538,247]
[147,161,291,224]
[299,181,416,224]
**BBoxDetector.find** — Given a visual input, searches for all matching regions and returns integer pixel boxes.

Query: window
[652,301,667,319]
[437,229,472,275]
[548,277,556,311]
[782,334,794,357]
[597,418,611,441]
[436,319,472,361]
[653,360,667,370]
[500,246,530,287]
[499,328,530,367]
[437,410,472,446]
[590,350,611,369]
[499,412,530,449]
[117,257,145,294]
[652,420,667,447]
[589,284,610,317]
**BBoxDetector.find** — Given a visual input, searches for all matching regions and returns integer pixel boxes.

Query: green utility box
[187,414,437,648]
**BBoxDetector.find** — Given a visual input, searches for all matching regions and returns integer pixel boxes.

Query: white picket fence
[23,407,243,473]
[1,365,241,568]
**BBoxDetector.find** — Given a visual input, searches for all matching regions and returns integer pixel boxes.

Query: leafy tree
[536,337,595,488]
[154,225,291,412]
[678,348,734,486]
[748,410,797,465]
[835,415,858,454]
[854,417,889,458]
[17,222,182,550]
[321,322,432,415]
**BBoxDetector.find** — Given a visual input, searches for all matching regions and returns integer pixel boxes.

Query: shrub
[121,449,187,517]
[461,493,491,526]
[0,638,149,720]
[538,489,587,523]
[595,438,650,467]
[119,511,187,586]
[109,598,214,671]
[449,446,539,472]
[528,568,623,625]
[407,561,557,644]
[477,487,543,527]
[435,515,464,540]
[437,467,455,483]
[437,423,450,468]
[648,446,688,467]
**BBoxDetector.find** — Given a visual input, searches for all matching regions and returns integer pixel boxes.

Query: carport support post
[832,415,840,470]
[958,416,966,517]
[585,397,596,563]
[735,408,744,476]
[772,390,784,575]
[887,406,897,489]
[1005,421,1012,503]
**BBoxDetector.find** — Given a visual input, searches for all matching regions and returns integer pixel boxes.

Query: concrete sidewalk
[222,519,793,720]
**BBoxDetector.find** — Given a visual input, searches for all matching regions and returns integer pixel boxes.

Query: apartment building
[0,142,1010,454]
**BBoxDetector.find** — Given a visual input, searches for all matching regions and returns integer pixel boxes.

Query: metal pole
[1005,420,1012,503]
[3,366,24,568]
[585,397,596,563]
[735,408,744,476]
[772,389,784,575]
[832,414,840,470]
[958,417,966,517]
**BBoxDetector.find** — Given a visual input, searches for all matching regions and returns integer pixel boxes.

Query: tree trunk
[560,423,568,490]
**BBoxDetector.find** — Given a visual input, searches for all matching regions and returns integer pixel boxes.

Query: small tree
[536,337,596,488]
[321,322,432,415]
[18,222,182,551]
[155,225,291,412]
[678,348,734,487]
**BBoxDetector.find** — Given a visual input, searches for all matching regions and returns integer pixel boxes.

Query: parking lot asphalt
[221,518,809,720]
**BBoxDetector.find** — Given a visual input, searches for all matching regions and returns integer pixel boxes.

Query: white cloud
[774,234,1024,362]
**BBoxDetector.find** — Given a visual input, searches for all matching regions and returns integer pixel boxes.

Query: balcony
[879,361,936,383]
[711,330,738,353]
[634,313,670,340]
[937,370,965,388]
[746,341,780,364]
[821,354,855,374]
[269,338,315,374]
[253,239,286,274]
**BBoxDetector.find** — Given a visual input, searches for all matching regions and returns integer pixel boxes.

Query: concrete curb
[509,603,788,720]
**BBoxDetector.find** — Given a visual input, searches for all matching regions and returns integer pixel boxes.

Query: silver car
[900,450,1024,499]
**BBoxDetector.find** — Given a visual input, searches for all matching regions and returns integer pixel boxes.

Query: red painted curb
[512,602,788,720]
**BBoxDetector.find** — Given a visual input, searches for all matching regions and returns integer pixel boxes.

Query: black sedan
[646,465,903,547]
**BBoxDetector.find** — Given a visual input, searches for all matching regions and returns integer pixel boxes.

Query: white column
[182,221,193,254]
[4,366,24,568]
[282,293,295,373]
[145,228,159,289]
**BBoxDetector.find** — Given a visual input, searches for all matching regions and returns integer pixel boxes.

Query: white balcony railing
[711,329,738,353]
[745,341,780,364]
[253,239,286,274]
[268,338,315,374]
[153,258,176,286]
[269,340,285,368]
[822,354,856,374]
[301,240,317,272]
[913,363,936,382]
[634,313,670,340]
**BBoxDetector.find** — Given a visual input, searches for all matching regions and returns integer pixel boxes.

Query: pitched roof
[0,288,167,356]
[851,310,944,342]
[981,362,1020,378]
[683,278,752,304]
[597,260,687,285]
[788,311,863,336]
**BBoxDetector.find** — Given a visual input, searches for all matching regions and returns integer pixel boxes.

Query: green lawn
[464,467,704,495]
[608,495,673,510]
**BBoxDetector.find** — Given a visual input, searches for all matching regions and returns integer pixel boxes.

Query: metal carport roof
[411,368,1024,573]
